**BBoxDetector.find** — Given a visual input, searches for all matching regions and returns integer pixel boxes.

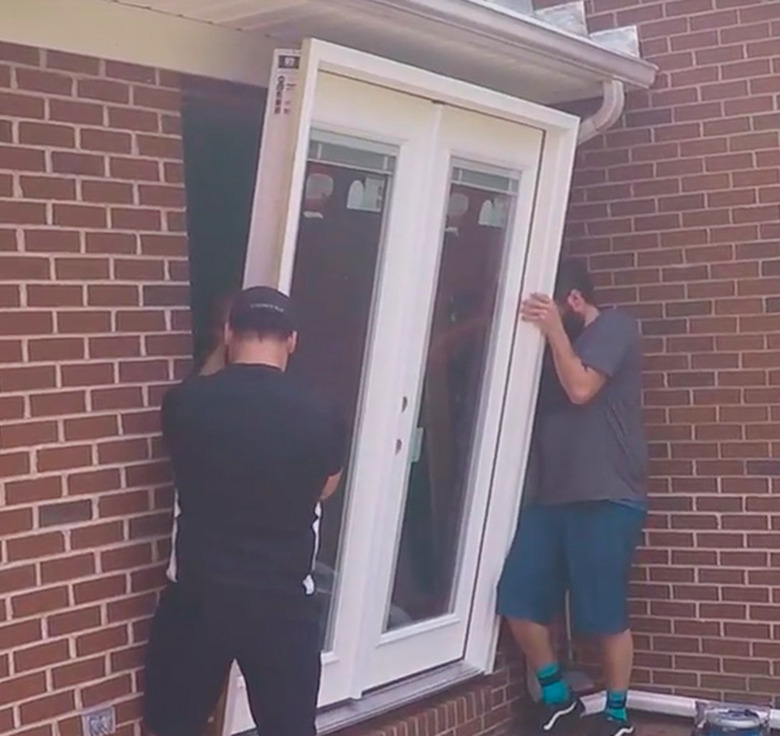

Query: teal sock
[536,663,571,706]
[605,690,628,722]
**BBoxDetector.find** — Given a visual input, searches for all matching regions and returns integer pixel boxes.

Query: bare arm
[520,294,606,406]
[545,323,606,405]
[320,471,343,501]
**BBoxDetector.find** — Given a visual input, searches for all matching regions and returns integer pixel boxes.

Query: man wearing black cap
[143,286,346,736]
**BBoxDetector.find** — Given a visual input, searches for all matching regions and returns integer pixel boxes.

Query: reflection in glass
[386,161,518,630]
[286,130,396,650]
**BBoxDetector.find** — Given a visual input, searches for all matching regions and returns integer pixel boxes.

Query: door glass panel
[286,129,396,649]
[386,161,518,630]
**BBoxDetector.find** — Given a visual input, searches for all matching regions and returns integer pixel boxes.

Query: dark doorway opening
[181,76,267,364]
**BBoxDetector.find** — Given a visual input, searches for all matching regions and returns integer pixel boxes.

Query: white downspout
[577,78,625,144]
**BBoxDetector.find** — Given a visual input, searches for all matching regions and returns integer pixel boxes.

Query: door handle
[395,439,403,454]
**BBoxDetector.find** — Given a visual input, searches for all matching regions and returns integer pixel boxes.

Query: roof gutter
[353,0,657,91]
[356,2,639,144]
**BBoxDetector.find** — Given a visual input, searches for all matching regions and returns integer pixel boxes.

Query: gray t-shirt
[535,308,648,505]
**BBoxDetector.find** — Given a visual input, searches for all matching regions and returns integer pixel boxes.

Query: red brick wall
[0,43,190,735]
[3,1,778,733]
[0,39,526,736]
[556,0,780,704]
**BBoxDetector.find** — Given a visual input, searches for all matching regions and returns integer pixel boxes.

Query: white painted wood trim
[0,0,275,84]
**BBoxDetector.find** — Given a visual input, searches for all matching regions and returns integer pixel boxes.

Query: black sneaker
[535,697,584,733]
[588,714,636,736]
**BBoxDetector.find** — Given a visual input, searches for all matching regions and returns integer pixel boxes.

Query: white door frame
[227,38,579,735]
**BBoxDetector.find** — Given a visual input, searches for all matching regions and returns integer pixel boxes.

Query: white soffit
[104,0,656,104]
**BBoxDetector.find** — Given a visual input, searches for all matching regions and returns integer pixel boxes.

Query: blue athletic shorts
[497,501,645,635]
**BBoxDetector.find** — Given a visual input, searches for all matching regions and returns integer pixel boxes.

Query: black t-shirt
[161,363,346,610]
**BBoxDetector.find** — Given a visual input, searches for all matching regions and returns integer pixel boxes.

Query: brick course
[0,42,190,736]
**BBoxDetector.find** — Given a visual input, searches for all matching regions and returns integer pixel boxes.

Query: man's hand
[521,293,606,405]
[321,471,342,501]
[520,293,564,337]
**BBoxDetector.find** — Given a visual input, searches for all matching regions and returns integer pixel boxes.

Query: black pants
[143,583,321,736]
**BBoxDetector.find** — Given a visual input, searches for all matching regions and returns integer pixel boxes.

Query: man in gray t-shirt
[498,259,647,736]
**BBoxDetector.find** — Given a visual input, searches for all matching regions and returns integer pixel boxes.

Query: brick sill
[237,662,482,736]
[318,662,482,735]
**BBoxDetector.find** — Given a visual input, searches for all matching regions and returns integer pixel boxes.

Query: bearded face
[560,302,586,340]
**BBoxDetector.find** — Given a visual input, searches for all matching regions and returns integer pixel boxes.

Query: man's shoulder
[283,379,338,422]
[164,372,227,413]
[589,307,640,345]
[277,378,344,439]
[162,378,187,409]
[170,372,215,397]
[599,306,639,331]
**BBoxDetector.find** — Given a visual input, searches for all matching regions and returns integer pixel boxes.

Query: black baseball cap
[228,286,296,337]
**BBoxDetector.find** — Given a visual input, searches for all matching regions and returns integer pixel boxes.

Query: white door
[227,39,573,734]
[274,71,544,697]
[362,105,543,687]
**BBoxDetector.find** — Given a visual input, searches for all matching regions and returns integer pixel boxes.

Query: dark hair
[229,309,294,342]
[553,258,596,305]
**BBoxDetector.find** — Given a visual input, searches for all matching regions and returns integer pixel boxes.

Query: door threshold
[235,662,482,735]
[317,662,483,735]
